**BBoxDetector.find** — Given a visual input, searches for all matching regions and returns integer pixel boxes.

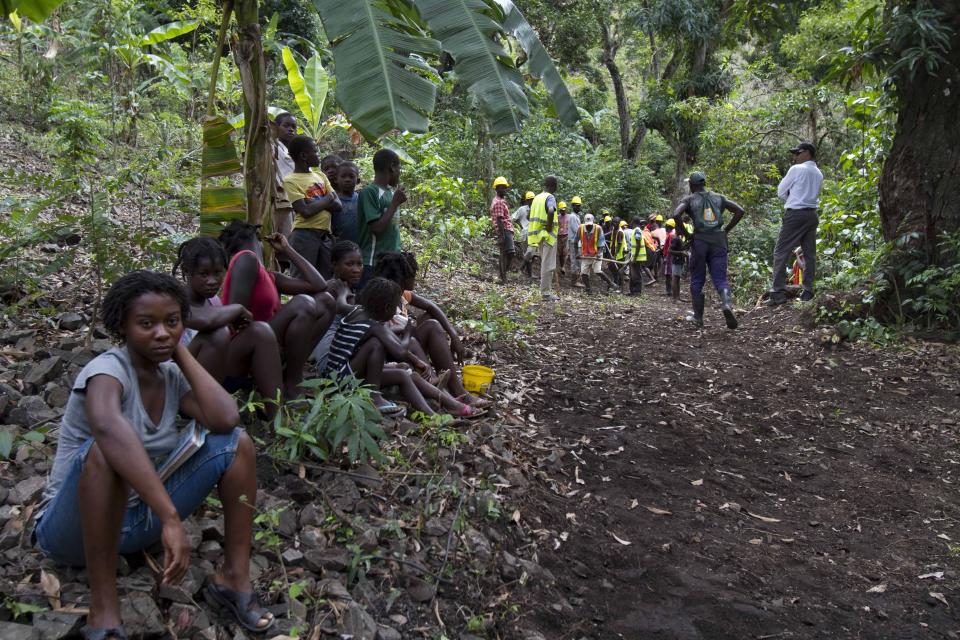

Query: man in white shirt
[767,141,824,305]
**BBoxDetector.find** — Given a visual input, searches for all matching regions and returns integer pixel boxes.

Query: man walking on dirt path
[767,141,823,305]
[528,176,560,301]
[670,171,746,329]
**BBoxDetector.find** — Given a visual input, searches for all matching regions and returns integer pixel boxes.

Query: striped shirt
[324,307,374,377]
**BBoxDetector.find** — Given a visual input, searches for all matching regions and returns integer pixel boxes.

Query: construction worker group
[489,172,746,329]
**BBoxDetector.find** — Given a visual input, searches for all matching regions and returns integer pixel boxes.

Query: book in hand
[127,422,208,507]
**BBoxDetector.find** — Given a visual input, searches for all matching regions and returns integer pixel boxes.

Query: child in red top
[174,237,283,419]
[218,221,335,399]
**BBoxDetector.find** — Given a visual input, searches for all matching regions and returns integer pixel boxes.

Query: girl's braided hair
[331,240,360,265]
[172,236,227,278]
[373,251,418,286]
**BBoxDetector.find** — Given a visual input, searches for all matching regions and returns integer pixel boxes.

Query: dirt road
[491,285,960,639]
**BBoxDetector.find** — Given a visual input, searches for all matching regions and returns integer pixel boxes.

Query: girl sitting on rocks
[33,270,273,639]
[323,277,482,418]
[373,252,490,408]
[173,237,283,418]
[217,221,336,399]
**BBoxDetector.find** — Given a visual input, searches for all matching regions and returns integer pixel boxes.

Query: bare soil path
[485,280,960,639]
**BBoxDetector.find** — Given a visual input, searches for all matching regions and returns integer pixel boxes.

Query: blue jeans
[689,237,729,297]
[33,427,243,567]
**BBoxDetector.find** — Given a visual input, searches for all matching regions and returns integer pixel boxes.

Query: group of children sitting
[173,224,488,419]
[35,121,491,638]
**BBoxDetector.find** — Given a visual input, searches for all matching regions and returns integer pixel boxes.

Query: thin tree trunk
[598,18,630,162]
[232,0,273,227]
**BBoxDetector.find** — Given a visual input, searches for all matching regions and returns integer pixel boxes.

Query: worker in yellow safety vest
[527,175,560,300]
[626,216,651,295]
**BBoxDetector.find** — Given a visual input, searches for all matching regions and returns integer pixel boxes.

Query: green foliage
[781,0,882,79]
[271,376,386,466]
[1,0,66,23]
[417,0,530,135]
[827,0,955,89]
[1,596,46,620]
[818,89,893,265]
[310,0,576,140]
[280,45,328,138]
[897,231,960,333]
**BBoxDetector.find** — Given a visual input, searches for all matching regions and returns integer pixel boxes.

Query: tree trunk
[878,0,960,265]
[598,18,631,162]
[232,0,273,227]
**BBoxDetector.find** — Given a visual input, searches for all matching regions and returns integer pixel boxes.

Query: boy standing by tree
[358,148,406,288]
[270,113,297,240]
[284,136,342,279]
[490,176,514,283]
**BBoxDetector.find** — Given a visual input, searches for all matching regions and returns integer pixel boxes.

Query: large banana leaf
[312,0,441,141]
[303,54,328,132]
[281,46,313,134]
[491,0,578,128]
[415,0,527,135]
[138,20,199,46]
[1,0,65,23]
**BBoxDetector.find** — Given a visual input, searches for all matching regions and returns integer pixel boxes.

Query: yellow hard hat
[655,214,664,222]
[619,220,627,227]
[571,196,582,205]
[492,176,510,188]
[666,219,676,228]
[524,191,536,200]
[603,215,612,223]
[558,201,567,210]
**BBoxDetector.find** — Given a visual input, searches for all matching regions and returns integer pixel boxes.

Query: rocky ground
[2,263,960,640]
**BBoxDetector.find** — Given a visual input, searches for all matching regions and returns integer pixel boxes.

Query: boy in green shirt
[283,136,342,278]
[357,148,406,289]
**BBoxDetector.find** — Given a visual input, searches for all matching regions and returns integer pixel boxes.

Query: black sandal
[204,581,275,633]
[80,625,128,640]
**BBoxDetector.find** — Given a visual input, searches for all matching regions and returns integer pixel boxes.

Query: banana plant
[310,0,577,141]
[280,45,328,138]
[104,20,199,96]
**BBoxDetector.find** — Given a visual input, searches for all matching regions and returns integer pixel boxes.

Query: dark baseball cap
[789,141,816,155]
[688,171,706,185]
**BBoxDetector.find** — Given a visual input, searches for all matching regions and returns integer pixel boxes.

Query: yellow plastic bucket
[462,365,495,394]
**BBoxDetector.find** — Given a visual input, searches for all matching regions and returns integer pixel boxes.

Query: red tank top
[221,250,281,322]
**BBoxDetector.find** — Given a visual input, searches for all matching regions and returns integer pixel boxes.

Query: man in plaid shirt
[490,176,514,283]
